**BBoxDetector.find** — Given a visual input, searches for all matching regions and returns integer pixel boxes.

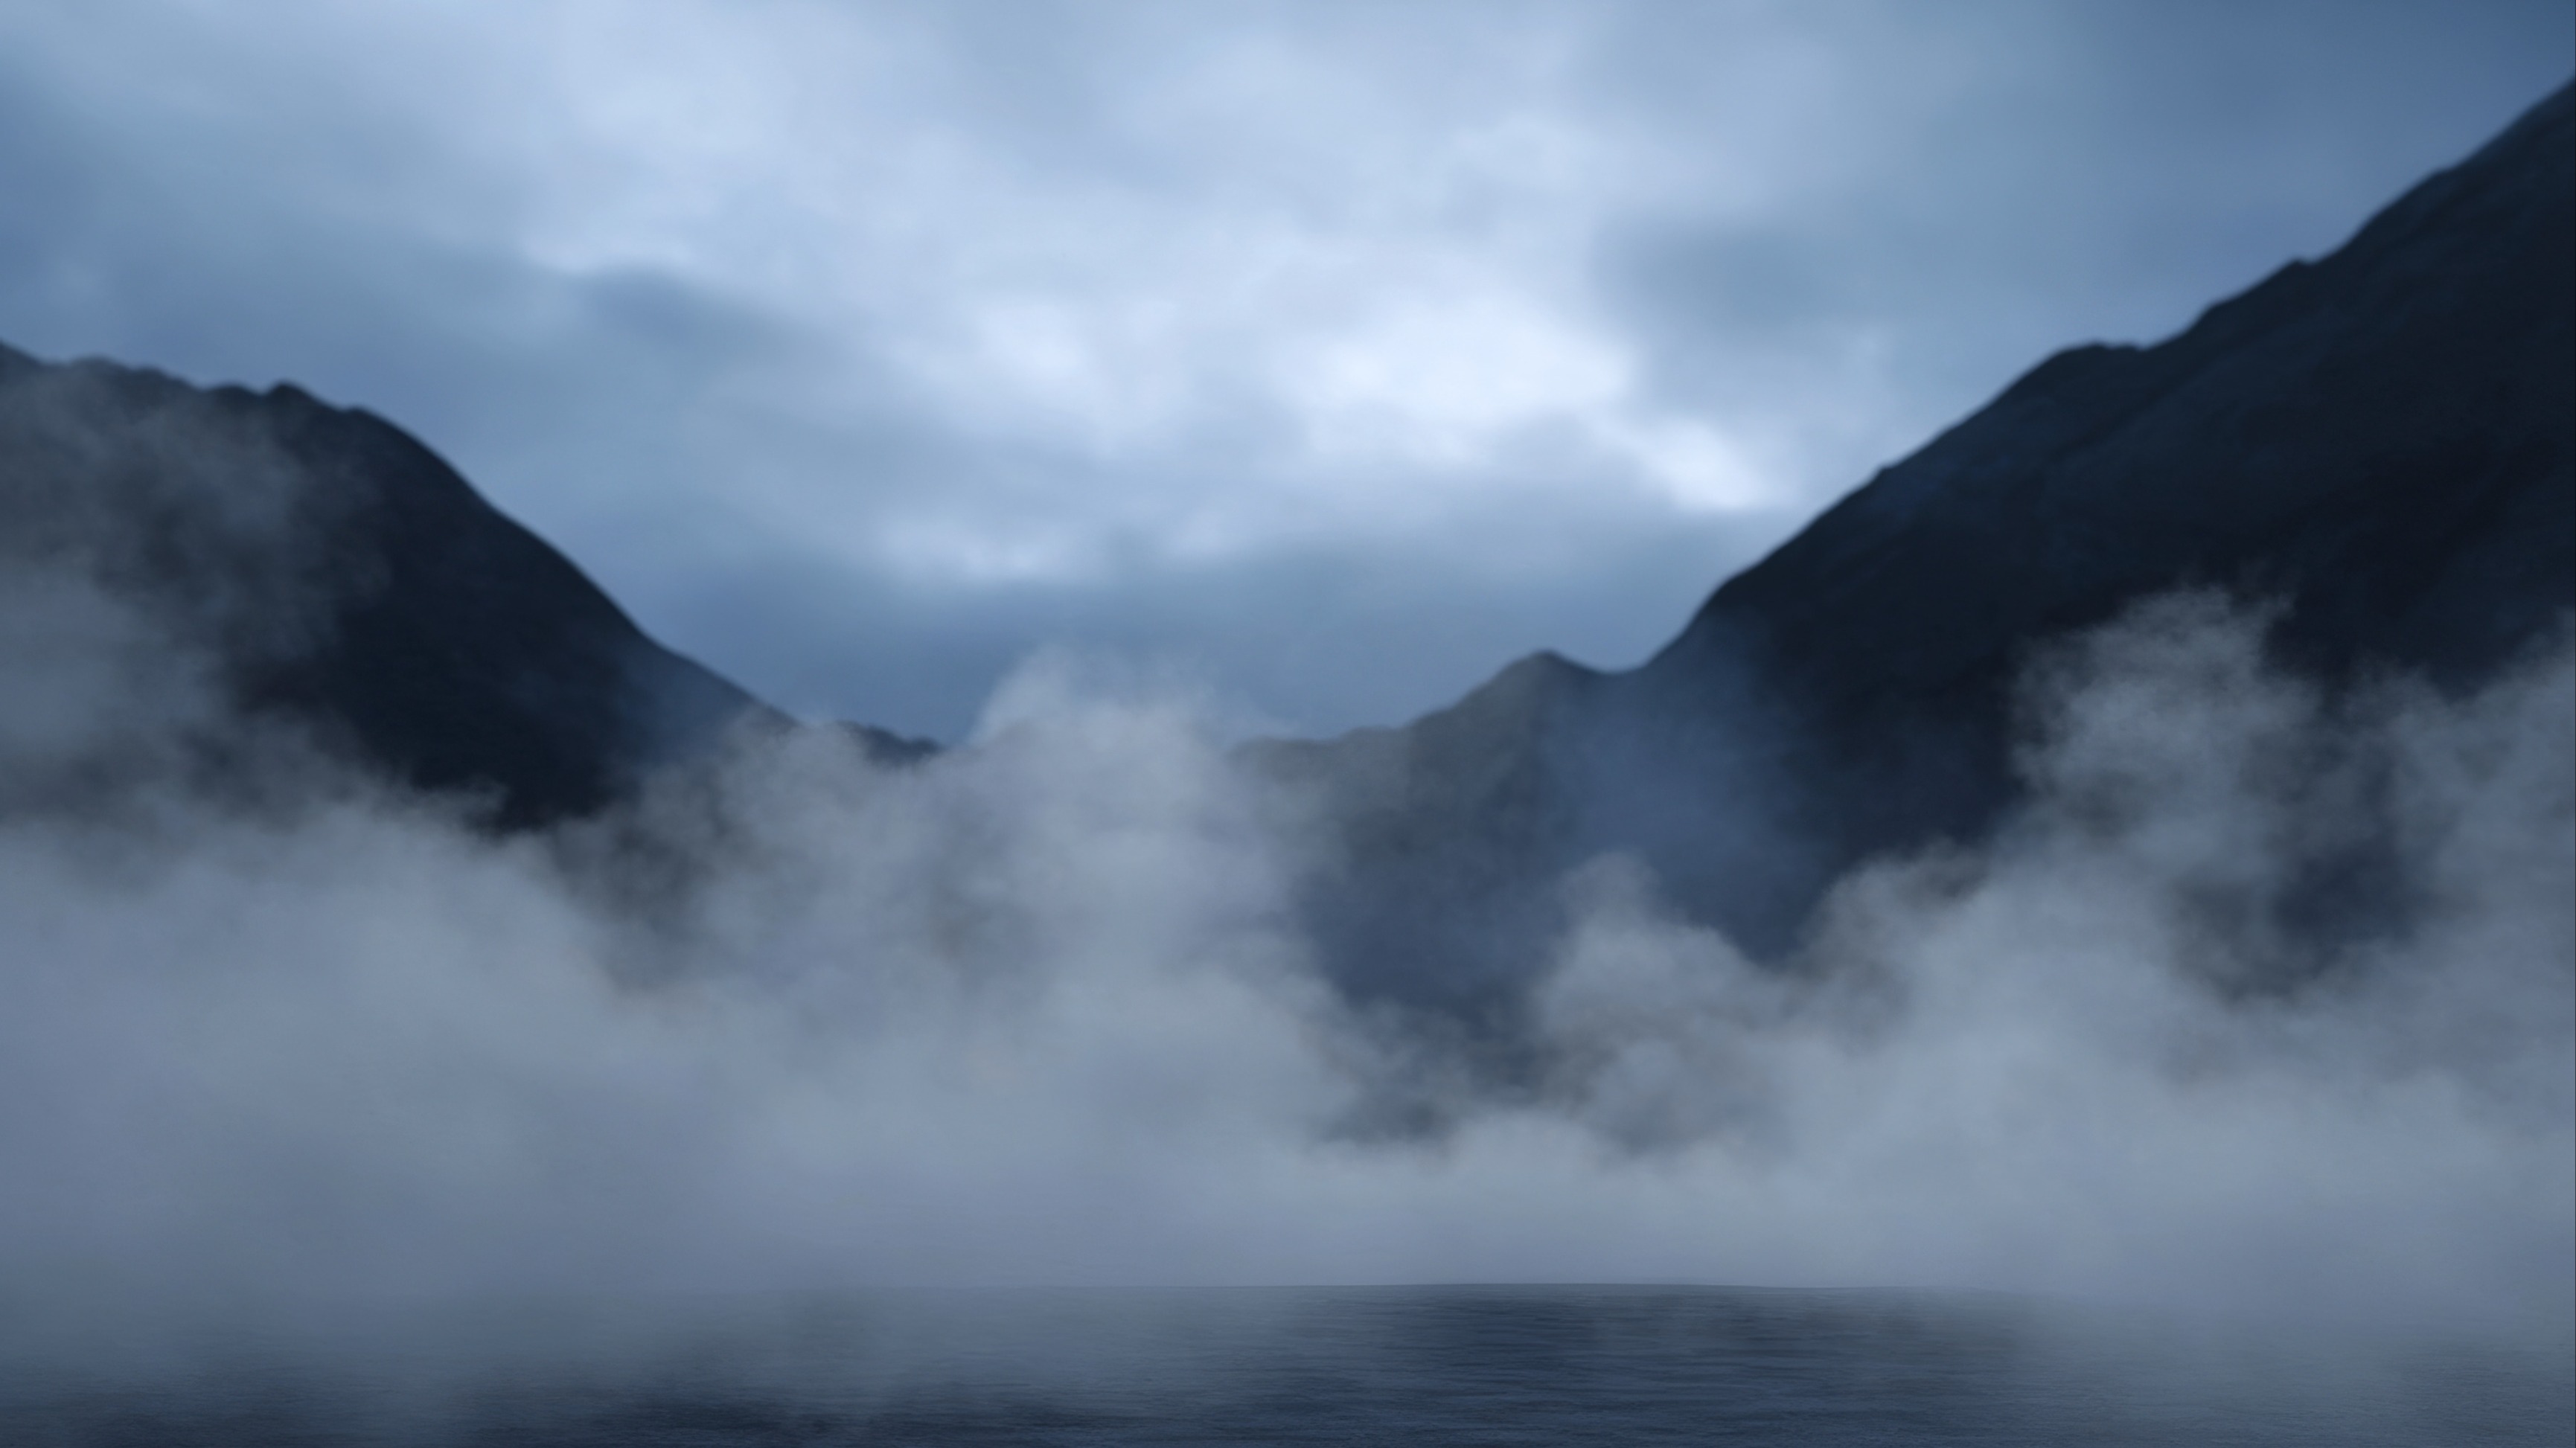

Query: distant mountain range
[1,83,2566,1022]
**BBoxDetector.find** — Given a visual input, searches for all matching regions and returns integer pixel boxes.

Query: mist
[1,531,2566,1339]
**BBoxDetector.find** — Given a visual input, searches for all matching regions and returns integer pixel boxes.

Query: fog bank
[0,581,2567,1330]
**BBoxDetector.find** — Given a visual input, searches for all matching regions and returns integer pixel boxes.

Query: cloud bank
[1,1,2567,737]
[1,568,2564,1334]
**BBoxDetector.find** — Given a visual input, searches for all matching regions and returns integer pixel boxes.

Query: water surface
[5,1286,2566,1445]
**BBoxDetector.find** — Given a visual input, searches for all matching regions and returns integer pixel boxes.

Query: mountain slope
[1268,80,2575,1011]
[0,346,824,824]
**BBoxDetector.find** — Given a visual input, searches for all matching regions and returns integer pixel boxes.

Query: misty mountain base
[0,593,2566,1321]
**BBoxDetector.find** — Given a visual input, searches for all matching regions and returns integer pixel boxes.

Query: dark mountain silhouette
[1262,80,2574,1018]
[0,344,927,826]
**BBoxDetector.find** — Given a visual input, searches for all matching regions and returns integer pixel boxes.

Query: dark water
[3,1287,2567,1446]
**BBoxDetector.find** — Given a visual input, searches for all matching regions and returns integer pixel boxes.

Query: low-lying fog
[1,562,2568,1337]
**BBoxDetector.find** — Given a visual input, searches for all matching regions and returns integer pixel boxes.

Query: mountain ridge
[0,342,931,826]
[1264,77,2573,1009]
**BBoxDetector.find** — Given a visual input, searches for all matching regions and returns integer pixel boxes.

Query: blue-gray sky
[1,1,2568,741]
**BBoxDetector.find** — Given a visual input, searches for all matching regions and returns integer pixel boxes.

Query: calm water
[3,1287,2567,1445]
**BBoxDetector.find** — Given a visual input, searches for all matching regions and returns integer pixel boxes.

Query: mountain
[0,345,925,826]
[1262,81,2575,1016]
[4,83,2565,1028]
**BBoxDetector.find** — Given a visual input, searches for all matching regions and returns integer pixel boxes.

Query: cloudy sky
[1,1,2568,741]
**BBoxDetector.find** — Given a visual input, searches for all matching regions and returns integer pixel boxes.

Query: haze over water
[1,609,2568,1443]
[8,1287,2570,1445]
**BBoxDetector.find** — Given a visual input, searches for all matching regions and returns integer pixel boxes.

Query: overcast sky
[1,1,2568,741]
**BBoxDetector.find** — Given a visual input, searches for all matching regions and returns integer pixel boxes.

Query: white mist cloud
[0,582,2564,1332]
[1520,598,2573,1319]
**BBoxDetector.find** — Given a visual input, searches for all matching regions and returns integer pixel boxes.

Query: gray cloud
[0,2,2567,746]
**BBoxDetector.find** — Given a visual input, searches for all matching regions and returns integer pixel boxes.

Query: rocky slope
[0,345,933,826]
[1265,80,2574,1014]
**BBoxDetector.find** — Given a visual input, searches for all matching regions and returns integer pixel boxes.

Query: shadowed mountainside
[0,345,927,826]
[1262,80,2575,1018]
